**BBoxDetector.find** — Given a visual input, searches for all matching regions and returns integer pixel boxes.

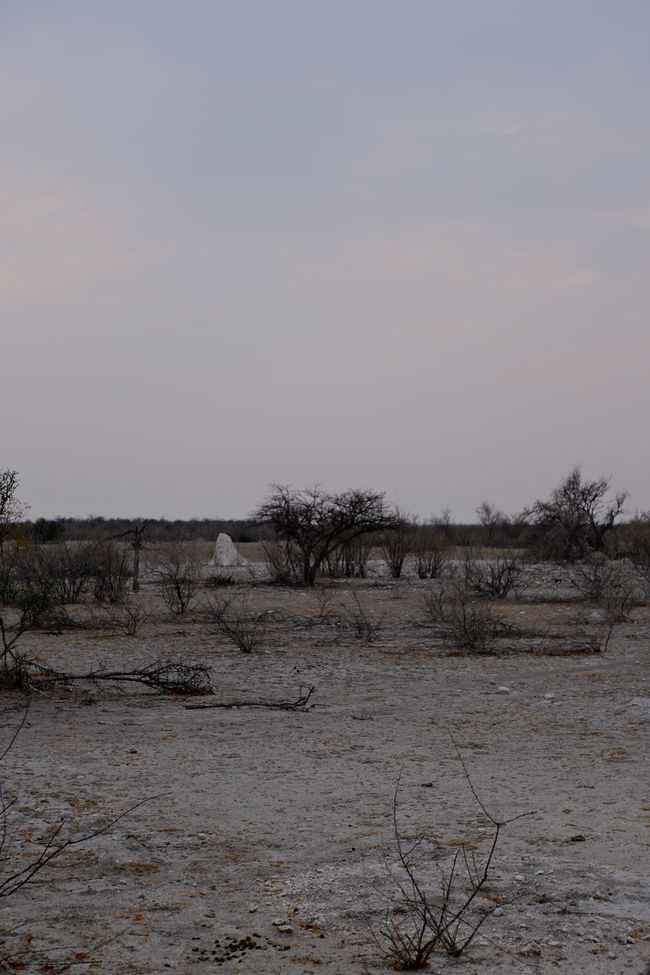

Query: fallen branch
[29,660,213,696]
[185,685,315,712]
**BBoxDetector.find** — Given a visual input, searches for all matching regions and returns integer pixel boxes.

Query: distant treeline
[25,514,531,549]
[27,516,264,544]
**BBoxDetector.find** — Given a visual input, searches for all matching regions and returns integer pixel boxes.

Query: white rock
[496,686,510,694]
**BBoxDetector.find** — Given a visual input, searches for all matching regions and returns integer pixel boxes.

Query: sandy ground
[1,563,649,974]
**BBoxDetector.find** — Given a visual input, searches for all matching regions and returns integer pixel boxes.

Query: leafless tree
[434,507,455,543]
[475,502,508,547]
[529,465,627,561]
[254,485,394,586]
[116,521,147,592]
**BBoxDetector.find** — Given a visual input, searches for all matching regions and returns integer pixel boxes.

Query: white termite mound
[208,532,247,567]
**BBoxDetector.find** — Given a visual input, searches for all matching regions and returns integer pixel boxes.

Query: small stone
[521,942,541,957]
[544,693,555,700]
[496,686,510,694]
[128,748,138,754]
[493,907,504,917]
[570,834,586,842]
[514,874,525,882]
[248,904,258,913]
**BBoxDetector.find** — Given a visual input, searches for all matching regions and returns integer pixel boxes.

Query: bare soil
[1,563,649,974]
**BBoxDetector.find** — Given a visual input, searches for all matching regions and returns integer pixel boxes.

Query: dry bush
[462,549,523,599]
[422,580,506,654]
[204,573,235,589]
[445,589,506,655]
[572,555,637,620]
[1,582,54,689]
[312,587,336,620]
[421,580,452,624]
[372,743,532,970]
[619,513,650,588]
[117,595,150,636]
[152,541,201,615]
[413,527,449,579]
[381,511,415,579]
[341,590,379,641]
[205,595,266,653]
[325,537,372,579]
[33,542,96,604]
[93,541,132,604]
[262,539,301,585]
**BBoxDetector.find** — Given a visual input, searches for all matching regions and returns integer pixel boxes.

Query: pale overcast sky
[2,1,649,520]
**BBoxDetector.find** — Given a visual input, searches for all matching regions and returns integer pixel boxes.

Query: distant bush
[93,541,132,604]
[152,541,201,615]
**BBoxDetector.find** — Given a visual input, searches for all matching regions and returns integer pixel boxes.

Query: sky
[1,1,649,521]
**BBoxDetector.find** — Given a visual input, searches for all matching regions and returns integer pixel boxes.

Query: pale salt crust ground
[1,557,649,974]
